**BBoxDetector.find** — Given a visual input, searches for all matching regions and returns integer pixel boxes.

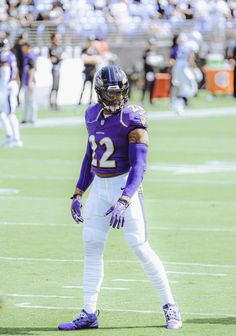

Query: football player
[58,65,182,331]
[0,38,22,147]
[171,32,202,115]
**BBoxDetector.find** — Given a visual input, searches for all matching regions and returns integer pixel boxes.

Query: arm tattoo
[128,128,149,146]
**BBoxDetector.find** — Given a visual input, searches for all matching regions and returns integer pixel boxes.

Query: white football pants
[82,173,175,313]
[23,86,38,123]
[0,81,20,141]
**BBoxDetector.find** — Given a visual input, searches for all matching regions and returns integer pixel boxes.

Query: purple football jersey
[22,51,37,86]
[85,103,148,175]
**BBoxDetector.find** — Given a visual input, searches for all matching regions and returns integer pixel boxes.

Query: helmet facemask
[97,85,129,114]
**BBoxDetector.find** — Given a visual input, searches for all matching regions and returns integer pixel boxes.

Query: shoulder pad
[123,104,148,129]
[85,103,102,124]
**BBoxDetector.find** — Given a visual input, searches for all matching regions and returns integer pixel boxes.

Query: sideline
[21,106,236,128]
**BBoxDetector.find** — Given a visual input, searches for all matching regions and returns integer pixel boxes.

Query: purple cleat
[58,309,99,331]
[163,303,182,329]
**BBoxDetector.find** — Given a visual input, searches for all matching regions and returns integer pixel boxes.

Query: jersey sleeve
[126,104,148,131]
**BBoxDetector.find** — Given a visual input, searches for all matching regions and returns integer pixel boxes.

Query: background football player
[58,65,182,331]
[171,32,203,115]
[0,37,22,147]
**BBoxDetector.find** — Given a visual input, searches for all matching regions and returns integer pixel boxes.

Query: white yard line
[146,177,236,185]
[63,286,129,291]
[1,221,236,233]
[113,279,178,284]
[0,175,73,181]
[7,294,74,299]
[1,195,235,205]
[0,188,20,195]
[18,107,236,129]
[149,226,236,233]
[167,271,226,277]
[0,221,71,227]
[14,302,236,317]
[149,161,236,175]
[0,256,235,270]
[2,175,236,184]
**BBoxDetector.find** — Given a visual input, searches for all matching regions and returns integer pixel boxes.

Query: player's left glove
[70,195,84,224]
[105,198,130,229]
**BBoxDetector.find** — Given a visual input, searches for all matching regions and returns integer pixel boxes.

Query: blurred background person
[228,40,236,98]
[169,34,180,105]
[77,36,101,109]
[21,42,38,124]
[12,33,27,107]
[233,45,236,99]
[0,37,22,148]
[48,32,63,110]
[171,32,203,115]
[141,38,157,105]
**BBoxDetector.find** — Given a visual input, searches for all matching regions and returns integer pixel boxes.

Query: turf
[15,89,236,119]
[0,101,236,335]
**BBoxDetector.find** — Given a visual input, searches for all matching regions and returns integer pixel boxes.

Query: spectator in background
[232,44,236,98]
[170,35,179,62]
[228,33,236,98]
[48,32,63,110]
[12,33,27,106]
[21,42,38,124]
[169,34,180,104]
[0,37,22,147]
[141,38,156,104]
[77,36,101,108]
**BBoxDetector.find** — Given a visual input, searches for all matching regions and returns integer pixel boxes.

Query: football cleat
[163,303,182,329]
[58,309,99,330]
[172,98,185,116]
[12,139,23,148]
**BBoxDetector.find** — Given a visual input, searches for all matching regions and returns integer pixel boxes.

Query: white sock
[83,240,105,314]
[0,112,13,138]
[131,241,175,305]
[8,113,21,141]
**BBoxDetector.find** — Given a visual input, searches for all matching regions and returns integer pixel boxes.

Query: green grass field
[0,95,236,336]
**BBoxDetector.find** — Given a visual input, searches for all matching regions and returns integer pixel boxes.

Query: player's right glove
[70,195,84,224]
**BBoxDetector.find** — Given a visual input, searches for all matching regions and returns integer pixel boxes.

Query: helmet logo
[107,85,120,90]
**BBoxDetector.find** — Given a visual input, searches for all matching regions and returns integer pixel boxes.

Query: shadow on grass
[185,317,236,325]
[0,325,164,334]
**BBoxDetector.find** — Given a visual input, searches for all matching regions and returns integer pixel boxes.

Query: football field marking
[63,286,129,291]
[7,294,74,299]
[1,195,236,205]
[1,221,236,233]
[0,188,20,195]
[0,256,234,271]
[2,174,236,184]
[15,302,236,317]
[149,226,236,233]
[150,161,236,175]
[9,106,236,129]
[112,279,179,284]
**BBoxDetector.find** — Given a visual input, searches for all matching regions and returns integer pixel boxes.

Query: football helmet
[95,65,129,113]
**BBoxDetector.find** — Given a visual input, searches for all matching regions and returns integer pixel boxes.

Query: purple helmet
[95,65,129,113]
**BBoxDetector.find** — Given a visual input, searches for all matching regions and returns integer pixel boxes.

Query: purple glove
[105,198,130,229]
[71,195,84,224]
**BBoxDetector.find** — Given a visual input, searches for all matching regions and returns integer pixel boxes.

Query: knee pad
[84,240,105,258]
[83,226,108,243]
[130,241,156,264]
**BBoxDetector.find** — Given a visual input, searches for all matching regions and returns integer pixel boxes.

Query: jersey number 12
[89,135,116,168]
